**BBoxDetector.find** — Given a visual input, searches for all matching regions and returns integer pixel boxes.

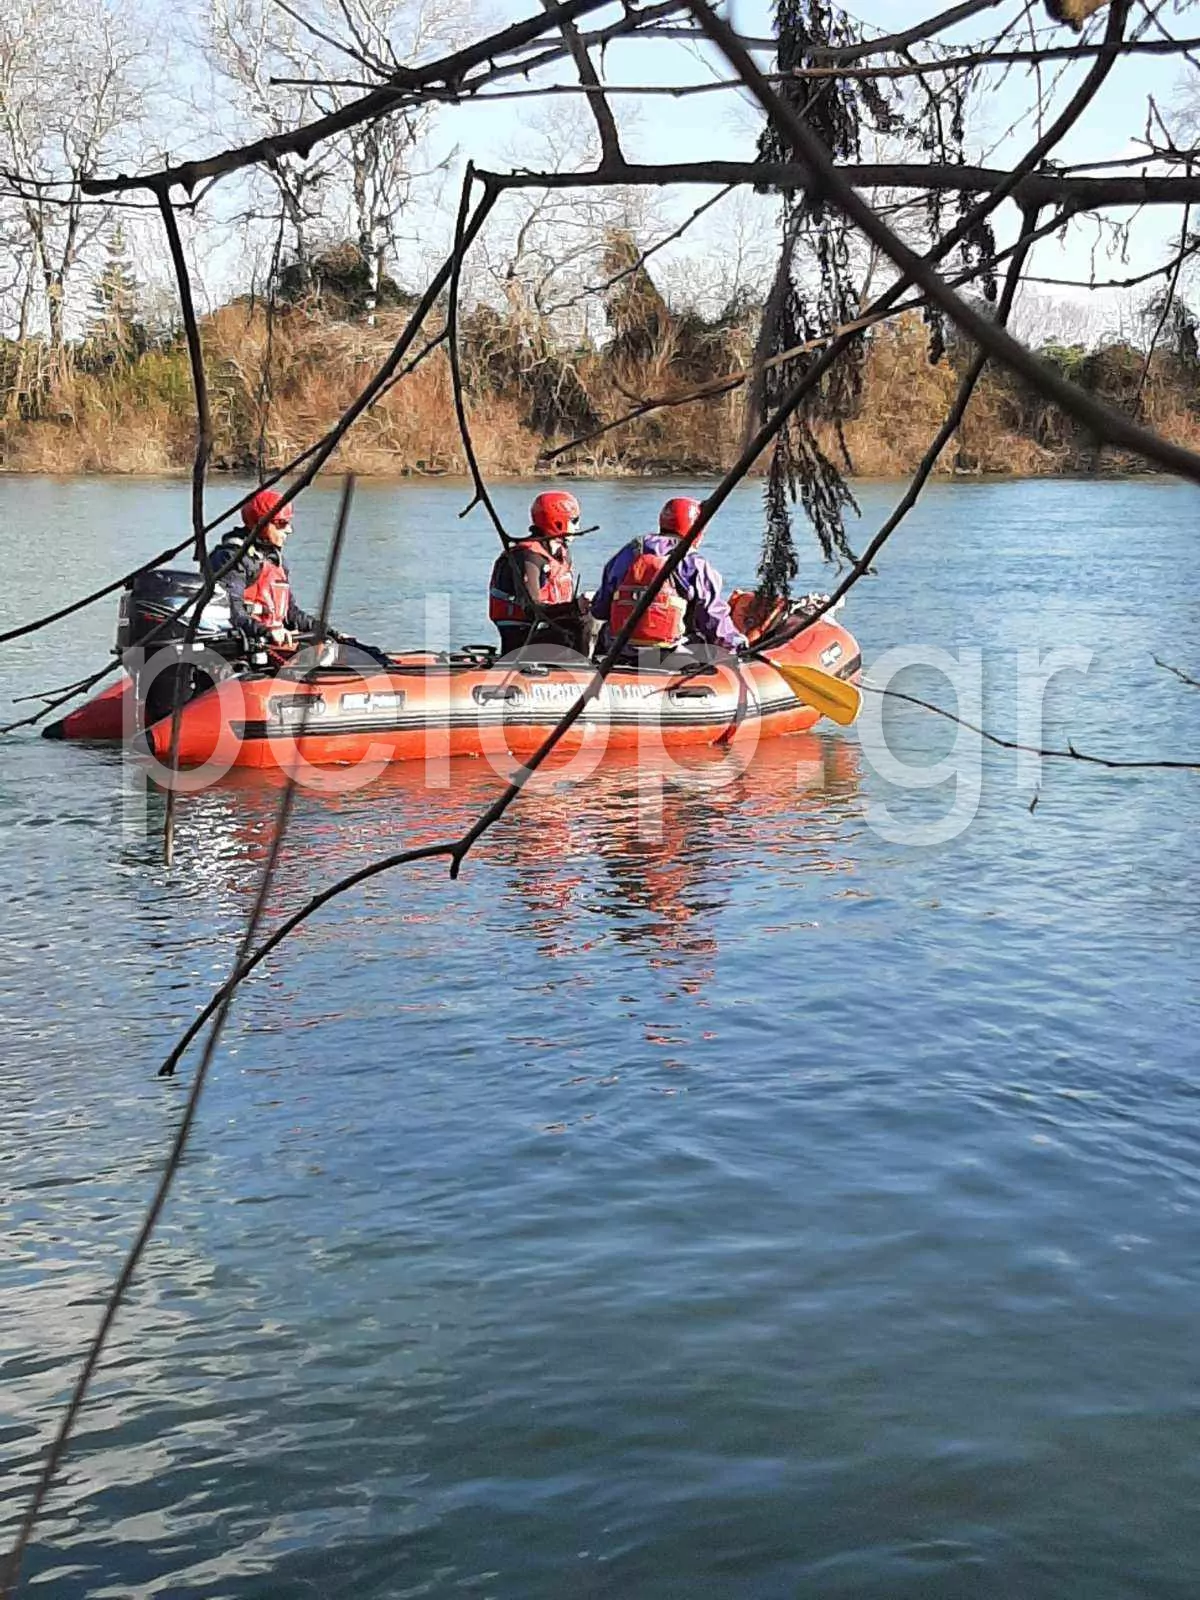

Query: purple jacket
[591,534,747,652]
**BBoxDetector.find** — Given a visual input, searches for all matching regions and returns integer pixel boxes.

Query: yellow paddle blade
[775,662,862,727]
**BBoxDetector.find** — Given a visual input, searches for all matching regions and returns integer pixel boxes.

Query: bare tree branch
[866,682,1200,769]
[540,0,624,167]
[155,192,212,572]
[676,0,1200,487]
[80,0,625,197]
[478,159,1200,211]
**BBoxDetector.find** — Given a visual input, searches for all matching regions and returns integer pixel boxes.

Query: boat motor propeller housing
[117,567,235,651]
[117,568,242,728]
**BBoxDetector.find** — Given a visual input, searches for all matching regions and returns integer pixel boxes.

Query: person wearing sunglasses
[211,488,320,649]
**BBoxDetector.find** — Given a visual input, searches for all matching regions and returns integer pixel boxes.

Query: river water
[1,474,1198,1598]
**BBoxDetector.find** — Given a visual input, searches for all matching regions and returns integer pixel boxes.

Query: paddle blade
[775,662,862,727]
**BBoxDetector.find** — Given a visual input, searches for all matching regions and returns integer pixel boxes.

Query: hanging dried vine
[751,0,984,590]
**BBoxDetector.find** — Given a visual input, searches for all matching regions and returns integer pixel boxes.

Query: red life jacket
[608,539,688,647]
[488,539,574,625]
[241,553,292,632]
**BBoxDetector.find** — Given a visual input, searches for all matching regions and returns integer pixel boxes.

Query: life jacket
[728,588,788,644]
[608,539,688,647]
[488,539,574,625]
[217,542,292,632]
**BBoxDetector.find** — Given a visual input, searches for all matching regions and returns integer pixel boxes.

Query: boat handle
[473,684,523,705]
[670,685,716,700]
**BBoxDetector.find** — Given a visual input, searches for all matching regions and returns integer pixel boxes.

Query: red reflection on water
[167,734,862,1043]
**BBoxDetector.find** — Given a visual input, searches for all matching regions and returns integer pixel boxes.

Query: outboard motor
[118,568,243,727]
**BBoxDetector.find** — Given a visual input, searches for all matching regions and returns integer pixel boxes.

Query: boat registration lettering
[339,691,405,715]
[521,682,647,706]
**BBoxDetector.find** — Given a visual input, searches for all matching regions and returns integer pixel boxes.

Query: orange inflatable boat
[44,580,860,773]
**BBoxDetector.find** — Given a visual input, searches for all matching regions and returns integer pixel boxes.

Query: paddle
[772,661,862,727]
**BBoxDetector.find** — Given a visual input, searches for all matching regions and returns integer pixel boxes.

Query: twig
[477,158,1200,210]
[80,0,621,197]
[1,664,118,737]
[0,539,195,647]
[780,28,1200,75]
[156,192,213,573]
[270,0,389,75]
[1153,654,1200,689]
[155,188,216,865]
[544,185,734,316]
[541,0,624,166]
[274,34,1200,94]
[865,681,1200,770]
[446,167,509,535]
[1135,182,1193,408]
[647,0,1011,59]
[1023,235,1200,290]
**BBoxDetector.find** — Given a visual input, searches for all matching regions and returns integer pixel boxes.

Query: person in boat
[212,488,324,650]
[590,495,748,660]
[488,490,592,657]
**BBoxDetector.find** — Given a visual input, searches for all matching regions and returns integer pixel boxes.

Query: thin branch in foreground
[0,477,358,1600]
[1,664,118,737]
[864,681,1200,771]
[156,189,217,865]
[0,539,194,647]
[541,0,624,166]
[446,168,509,536]
[778,29,1200,77]
[1022,231,1200,291]
[476,159,1200,210]
[1153,654,1200,689]
[1135,182,1193,407]
[545,189,735,318]
[157,193,213,570]
[282,32,1200,97]
[648,0,1012,60]
[80,0,620,197]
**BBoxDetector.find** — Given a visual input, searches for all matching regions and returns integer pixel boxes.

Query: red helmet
[242,488,293,531]
[530,490,581,538]
[659,496,702,537]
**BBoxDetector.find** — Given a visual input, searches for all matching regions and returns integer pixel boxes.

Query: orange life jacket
[241,555,292,632]
[488,540,574,625]
[608,540,688,647]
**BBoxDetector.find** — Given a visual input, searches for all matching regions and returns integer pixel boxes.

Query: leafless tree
[0,0,149,350]
[208,0,475,309]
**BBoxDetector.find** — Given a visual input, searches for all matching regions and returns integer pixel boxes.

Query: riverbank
[4,303,1198,479]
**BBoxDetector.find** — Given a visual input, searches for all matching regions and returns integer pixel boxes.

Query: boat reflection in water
[160,734,862,1072]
